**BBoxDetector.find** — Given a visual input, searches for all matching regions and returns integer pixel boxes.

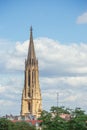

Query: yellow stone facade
[21,27,42,118]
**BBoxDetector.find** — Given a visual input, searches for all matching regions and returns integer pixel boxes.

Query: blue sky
[0,0,87,116]
[0,0,87,42]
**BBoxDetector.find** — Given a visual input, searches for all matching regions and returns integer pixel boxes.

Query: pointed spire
[27,26,36,63]
[30,26,33,43]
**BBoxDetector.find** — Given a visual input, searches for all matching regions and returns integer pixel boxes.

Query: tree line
[39,106,87,130]
[0,118,35,130]
[0,106,87,130]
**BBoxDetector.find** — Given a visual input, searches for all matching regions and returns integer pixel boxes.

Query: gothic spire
[27,26,36,62]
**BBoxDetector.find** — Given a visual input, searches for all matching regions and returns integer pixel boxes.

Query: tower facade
[21,27,42,118]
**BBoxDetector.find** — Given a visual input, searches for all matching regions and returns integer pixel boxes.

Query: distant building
[51,113,71,121]
[21,27,42,118]
[1,114,42,128]
[60,113,71,120]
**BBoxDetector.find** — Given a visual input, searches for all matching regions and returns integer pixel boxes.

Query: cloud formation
[3,38,87,76]
[76,12,87,24]
[0,37,87,115]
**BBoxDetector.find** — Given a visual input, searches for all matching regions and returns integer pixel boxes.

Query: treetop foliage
[39,106,87,130]
[0,118,36,130]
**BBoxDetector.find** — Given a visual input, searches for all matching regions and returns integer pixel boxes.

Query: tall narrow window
[32,70,34,83]
[28,92,30,97]
[32,71,33,83]
[32,59,33,65]
[28,70,30,86]
[28,102,31,111]
[32,89,33,96]
[25,71,26,86]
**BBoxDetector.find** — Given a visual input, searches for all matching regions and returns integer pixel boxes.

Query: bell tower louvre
[21,27,42,118]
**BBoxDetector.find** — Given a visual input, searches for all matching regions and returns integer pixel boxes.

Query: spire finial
[30,26,33,41]
[30,26,32,33]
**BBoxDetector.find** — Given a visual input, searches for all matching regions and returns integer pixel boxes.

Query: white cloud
[0,85,6,93]
[0,100,16,106]
[16,40,28,55]
[4,38,87,75]
[0,37,87,114]
[0,99,20,115]
[76,12,87,24]
[1,38,87,76]
[40,76,87,89]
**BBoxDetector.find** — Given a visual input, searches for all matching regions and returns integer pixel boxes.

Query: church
[21,27,42,118]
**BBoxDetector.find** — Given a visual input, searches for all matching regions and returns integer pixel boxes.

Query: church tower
[21,27,42,118]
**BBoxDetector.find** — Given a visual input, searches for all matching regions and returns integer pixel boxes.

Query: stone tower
[21,27,42,118]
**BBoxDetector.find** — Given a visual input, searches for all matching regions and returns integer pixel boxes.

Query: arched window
[32,89,33,96]
[32,70,35,83]
[28,92,30,97]
[28,102,31,111]
[28,70,30,86]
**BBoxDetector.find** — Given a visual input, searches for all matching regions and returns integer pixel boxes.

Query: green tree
[0,118,36,130]
[39,107,68,130]
[50,106,70,115]
[39,106,87,130]
[67,107,87,130]
[0,118,15,130]
[15,121,36,130]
